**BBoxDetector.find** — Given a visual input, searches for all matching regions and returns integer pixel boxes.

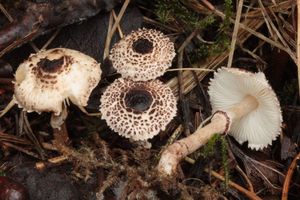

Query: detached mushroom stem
[157,95,258,175]
[157,67,282,176]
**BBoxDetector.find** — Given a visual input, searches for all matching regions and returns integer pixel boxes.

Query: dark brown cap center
[37,57,65,73]
[132,38,153,54]
[125,89,153,112]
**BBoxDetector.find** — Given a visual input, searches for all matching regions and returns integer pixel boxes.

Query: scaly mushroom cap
[14,48,101,115]
[109,28,175,81]
[100,78,177,141]
[208,67,282,150]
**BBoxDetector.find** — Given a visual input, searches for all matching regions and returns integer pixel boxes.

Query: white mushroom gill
[209,68,282,150]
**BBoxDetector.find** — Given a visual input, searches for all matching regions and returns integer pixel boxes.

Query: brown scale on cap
[100,78,177,141]
[109,28,176,81]
[13,48,102,115]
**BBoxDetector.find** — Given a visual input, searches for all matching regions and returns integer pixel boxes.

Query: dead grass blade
[227,0,244,68]
[103,0,130,59]
[112,10,124,38]
[2,142,40,159]
[205,169,263,200]
[103,12,114,59]
[0,132,31,145]
[0,3,39,53]
[168,0,294,98]
[183,156,263,199]
[297,0,300,96]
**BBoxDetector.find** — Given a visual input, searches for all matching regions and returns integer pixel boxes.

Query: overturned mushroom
[109,28,176,81]
[1,48,101,118]
[100,78,177,141]
[157,67,282,175]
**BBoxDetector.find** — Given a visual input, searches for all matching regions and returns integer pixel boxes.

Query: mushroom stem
[227,95,258,120]
[50,102,68,129]
[0,98,16,118]
[77,105,101,116]
[157,95,259,175]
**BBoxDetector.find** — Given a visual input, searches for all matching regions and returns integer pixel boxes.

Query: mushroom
[0,48,101,118]
[100,78,177,141]
[109,28,176,81]
[157,67,282,175]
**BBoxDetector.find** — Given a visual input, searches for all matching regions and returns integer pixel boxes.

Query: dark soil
[0,0,300,200]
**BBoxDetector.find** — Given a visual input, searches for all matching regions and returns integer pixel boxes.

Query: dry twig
[206,169,263,200]
[236,165,255,192]
[0,3,39,53]
[183,157,262,199]
[297,0,300,96]
[281,151,300,200]
[0,0,123,57]
[103,0,130,59]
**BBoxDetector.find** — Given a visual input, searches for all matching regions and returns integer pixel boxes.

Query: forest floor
[0,0,299,199]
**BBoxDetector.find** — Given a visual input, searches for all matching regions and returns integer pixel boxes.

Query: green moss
[210,34,231,54]
[197,134,230,189]
[220,136,229,189]
[279,79,297,105]
[201,134,222,157]
[154,0,215,30]
[154,0,173,24]
[152,0,232,61]
[222,0,233,31]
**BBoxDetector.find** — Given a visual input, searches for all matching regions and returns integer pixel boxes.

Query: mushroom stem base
[157,113,228,175]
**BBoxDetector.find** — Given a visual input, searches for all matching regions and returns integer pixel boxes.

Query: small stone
[0,176,29,200]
